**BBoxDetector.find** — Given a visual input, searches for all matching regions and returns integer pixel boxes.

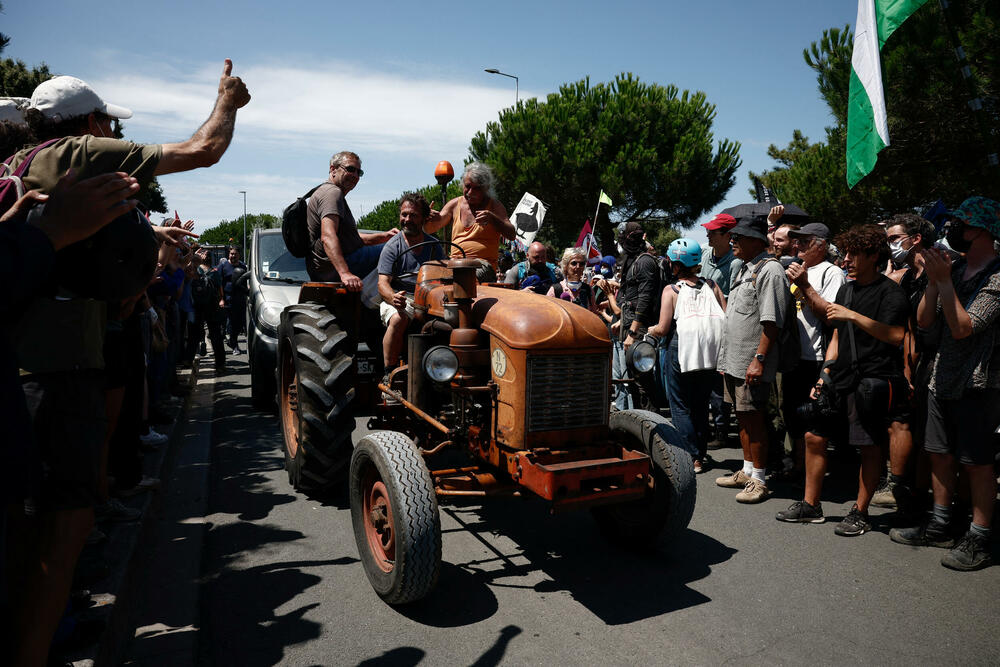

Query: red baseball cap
[701,213,737,231]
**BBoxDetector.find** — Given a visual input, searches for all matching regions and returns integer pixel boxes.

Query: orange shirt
[450,200,502,268]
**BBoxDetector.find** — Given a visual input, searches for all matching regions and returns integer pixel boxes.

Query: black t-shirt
[830,274,909,391]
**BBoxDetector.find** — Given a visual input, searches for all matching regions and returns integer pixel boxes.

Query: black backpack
[191,272,216,311]
[282,183,326,258]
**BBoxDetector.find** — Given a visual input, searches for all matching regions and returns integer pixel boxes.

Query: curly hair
[834,224,889,263]
[399,191,430,218]
[879,212,936,246]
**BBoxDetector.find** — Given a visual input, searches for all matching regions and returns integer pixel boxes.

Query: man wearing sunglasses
[306,151,398,291]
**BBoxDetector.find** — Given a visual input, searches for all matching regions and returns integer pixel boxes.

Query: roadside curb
[60,357,210,667]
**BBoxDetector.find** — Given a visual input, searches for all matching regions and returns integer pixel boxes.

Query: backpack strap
[1,138,61,202]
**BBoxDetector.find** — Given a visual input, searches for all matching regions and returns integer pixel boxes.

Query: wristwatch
[754,353,766,363]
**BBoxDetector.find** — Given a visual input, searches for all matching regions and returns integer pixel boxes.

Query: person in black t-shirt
[776,225,909,536]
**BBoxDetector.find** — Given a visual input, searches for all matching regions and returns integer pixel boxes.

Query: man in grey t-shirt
[715,214,790,504]
[306,151,398,290]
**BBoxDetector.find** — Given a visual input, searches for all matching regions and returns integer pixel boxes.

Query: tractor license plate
[357,356,375,377]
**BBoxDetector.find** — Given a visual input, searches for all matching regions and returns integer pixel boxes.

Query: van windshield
[257,234,310,282]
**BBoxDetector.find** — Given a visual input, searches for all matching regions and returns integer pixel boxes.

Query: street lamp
[484,68,518,105]
[238,190,247,260]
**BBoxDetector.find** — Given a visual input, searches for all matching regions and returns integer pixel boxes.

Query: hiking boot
[95,498,141,523]
[889,519,955,548]
[715,469,750,489]
[775,500,825,523]
[941,531,993,571]
[834,505,871,537]
[871,480,896,508]
[735,479,770,504]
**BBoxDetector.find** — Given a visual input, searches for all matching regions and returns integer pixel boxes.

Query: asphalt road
[164,359,999,666]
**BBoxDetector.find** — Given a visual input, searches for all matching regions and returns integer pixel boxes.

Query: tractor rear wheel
[592,409,696,549]
[349,431,441,604]
[277,303,357,492]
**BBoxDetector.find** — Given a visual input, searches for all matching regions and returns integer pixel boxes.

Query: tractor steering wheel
[391,240,467,287]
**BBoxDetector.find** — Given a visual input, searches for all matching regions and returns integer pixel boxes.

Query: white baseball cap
[0,97,30,124]
[29,76,132,122]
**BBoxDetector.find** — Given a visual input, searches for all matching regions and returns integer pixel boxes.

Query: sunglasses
[340,165,364,177]
[569,261,585,266]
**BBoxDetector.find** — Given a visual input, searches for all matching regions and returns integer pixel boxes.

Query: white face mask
[888,239,911,264]
[567,280,582,290]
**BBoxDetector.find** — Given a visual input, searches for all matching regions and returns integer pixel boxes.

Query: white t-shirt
[792,261,846,360]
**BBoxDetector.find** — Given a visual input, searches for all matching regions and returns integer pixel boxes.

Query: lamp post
[484,68,518,105]
[238,190,247,261]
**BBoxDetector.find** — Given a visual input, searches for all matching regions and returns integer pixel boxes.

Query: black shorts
[924,389,1000,466]
[21,370,107,510]
[807,376,909,446]
[782,360,821,439]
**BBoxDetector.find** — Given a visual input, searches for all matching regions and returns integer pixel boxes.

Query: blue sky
[5,1,858,246]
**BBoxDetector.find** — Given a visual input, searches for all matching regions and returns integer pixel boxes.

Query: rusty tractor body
[277,257,695,604]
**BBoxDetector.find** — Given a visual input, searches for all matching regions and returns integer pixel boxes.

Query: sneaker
[95,498,141,523]
[140,428,168,447]
[834,505,871,537]
[871,480,896,508]
[116,476,162,498]
[692,459,704,474]
[715,469,751,489]
[941,531,993,571]
[735,479,770,504]
[776,500,825,523]
[890,519,956,548]
[381,371,400,405]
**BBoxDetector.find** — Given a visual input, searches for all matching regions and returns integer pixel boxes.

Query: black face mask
[946,221,973,253]
[623,233,645,256]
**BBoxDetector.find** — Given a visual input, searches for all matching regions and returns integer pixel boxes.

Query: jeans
[708,373,730,435]
[612,339,633,411]
[662,336,715,459]
[346,243,386,278]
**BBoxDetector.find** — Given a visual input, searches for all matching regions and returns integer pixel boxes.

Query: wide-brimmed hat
[949,196,1000,240]
[30,76,133,122]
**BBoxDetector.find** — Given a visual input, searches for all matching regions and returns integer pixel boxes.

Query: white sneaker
[140,429,168,446]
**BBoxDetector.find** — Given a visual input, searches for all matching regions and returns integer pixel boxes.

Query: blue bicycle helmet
[666,238,702,268]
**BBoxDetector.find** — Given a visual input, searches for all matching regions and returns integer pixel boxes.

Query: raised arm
[424,197,459,235]
[156,59,251,175]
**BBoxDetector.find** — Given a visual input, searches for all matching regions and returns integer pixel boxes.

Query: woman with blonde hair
[547,247,597,312]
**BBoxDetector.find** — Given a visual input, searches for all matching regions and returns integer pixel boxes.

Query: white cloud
[89,59,523,157]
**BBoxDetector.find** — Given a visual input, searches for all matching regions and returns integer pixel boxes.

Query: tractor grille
[526,353,609,432]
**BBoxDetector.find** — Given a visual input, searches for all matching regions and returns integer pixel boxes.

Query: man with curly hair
[776,225,910,536]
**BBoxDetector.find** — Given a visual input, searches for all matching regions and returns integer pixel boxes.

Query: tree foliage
[198,213,280,256]
[753,1,999,233]
[359,180,464,231]
[468,73,741,253]
[0,57,51,97]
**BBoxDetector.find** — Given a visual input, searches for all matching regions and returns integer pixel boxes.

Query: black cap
[729,215,768,242]
[787,222,831,241]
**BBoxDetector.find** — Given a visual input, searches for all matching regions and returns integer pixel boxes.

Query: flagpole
[592,193,602,239]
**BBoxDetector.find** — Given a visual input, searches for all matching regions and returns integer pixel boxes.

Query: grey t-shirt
[306,183,363,279]
[377,232,444,292]
[717,253,790,383]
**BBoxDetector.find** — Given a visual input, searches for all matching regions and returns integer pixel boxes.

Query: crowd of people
[1,61,252,665]
[3,56,998,664]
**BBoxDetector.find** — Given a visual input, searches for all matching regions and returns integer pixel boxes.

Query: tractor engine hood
[421,284,610,350]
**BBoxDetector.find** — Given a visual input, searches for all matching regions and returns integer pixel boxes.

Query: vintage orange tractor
[277,254,695,604]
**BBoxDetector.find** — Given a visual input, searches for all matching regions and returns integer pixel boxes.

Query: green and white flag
[846,0,930,188]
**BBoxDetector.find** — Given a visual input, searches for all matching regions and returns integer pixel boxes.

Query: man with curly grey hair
[425,161,515,280]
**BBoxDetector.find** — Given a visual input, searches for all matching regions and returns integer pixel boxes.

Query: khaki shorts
[379,298,414,327]
[723,374,771,413]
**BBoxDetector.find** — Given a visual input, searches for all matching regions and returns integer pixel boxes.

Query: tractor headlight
[627,339,657,375]
[258,301,283,331]
[423,346,459,383]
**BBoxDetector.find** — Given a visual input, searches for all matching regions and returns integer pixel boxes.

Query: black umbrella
[721,202,810,225]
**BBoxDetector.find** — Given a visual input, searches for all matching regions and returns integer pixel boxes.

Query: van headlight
[257,301,283,331]
[627,339,657,375]
[423,346,459,383]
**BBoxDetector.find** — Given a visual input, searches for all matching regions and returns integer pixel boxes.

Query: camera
[797,382,840,421]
